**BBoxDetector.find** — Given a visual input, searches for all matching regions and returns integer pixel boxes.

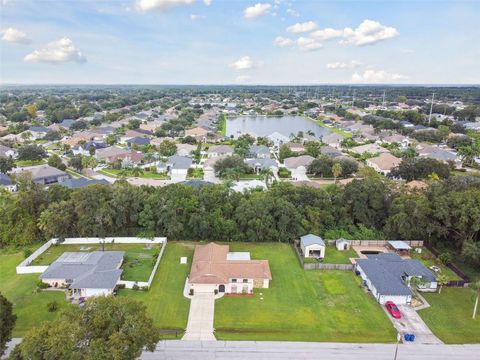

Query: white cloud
[311,19,398,46]
[135,0,195,12]
[273,36,294,47]
[229,56,259,70]
[203,0,212,5]
[286,8,299,17]
[244,3,271,19]
[326,60,361,70]
[24,38,87,64]
[235,75,251,83]
[287,21,317,33]
[297,37,322,51]
[342,19,399,46]
[310,28,343,41]
[351,69,407,83]
[190,14,205,20]
[1,27,31,44]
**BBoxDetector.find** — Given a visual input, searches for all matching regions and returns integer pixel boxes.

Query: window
[232,279,237,283]
[243,279,248,283]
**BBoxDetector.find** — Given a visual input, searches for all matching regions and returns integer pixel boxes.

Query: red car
[385,301,401,319]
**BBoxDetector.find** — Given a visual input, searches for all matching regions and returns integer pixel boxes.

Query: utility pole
[428,93,435,125]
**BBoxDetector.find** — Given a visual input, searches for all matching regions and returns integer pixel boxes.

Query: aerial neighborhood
[1,85,479,358]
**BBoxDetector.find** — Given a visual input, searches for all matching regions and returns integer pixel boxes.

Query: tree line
[1,175,479,267]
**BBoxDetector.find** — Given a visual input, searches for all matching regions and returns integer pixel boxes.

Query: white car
[429,265,441,273]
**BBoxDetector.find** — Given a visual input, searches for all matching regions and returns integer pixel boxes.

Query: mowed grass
[215,243,396,342]
[0,249,72,336]
[410,248,462,281]
[31,243,159,282]
[118,242,193,334]
[418,288,480,344]
[323,245,358,264]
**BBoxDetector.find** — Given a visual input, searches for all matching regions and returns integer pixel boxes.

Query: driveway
[182,293,216,341]
[385,304,442,344]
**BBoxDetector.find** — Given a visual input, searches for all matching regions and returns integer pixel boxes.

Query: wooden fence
[325,239,424,247]
[424,243,471,287]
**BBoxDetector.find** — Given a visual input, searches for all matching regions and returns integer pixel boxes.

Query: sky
[1,0,479,85]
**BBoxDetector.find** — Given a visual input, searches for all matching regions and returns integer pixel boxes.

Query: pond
[226,115,332,139]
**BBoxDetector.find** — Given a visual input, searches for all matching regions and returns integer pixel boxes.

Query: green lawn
[305,116,353,138]
[15,159,45,167]
[323,245,358,264]
[0,248,72,336]
[118,242,193,335]
[31,243,160,282]
[214,243,396,342]
[217,113,227,136]
[419,288,480,344]
[410,248,462,281]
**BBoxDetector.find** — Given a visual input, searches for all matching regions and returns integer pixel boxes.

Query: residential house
[366,153,402,175]
[157,155,192,182]
[59,119,76,129]
[12,165,70,185]
[284,155,315,181]
[207,145,234,158]
[185,126,208,142]
[320,145,343,158]
[245,158,278,174]
[72,141,107,156]
[0,144,17,158]
[350,143,389,155]
[300,234,325,259]
[232,180,267,193]
[126,137,151,147]
[284,142,305,153]
[267,132,289,147]
[95,146,143,166]
[321,133,344,149]
[58,178,110,189]
[0,173,16,192]
[247,145,270,159]
[176,143,197,157]
[356,253,437,305]
[187,243,272,294]
[27,126,49,139]
[40,251,124,298]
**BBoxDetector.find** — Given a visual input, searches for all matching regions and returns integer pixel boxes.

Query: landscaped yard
[31,243,161,282]
[118,241,194,337]
[0,247,72,336]
[410,248,462,281]
[215,242,396,342]
[99,168,169,179]
[323,245,357,264]
[419,288,480,344]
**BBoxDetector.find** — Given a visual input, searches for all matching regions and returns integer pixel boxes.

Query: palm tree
[260,168,274,186]
[471,281,480,319]
[436,274,449,294]
[409,275,427,296]
[131,166,144,177]
[332,162,343,182]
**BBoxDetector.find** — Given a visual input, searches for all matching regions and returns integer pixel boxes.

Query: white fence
[16,237,167,279]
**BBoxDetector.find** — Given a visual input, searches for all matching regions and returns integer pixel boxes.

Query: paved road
[141,341,480,360]
[182,293,216,341]
[386,305,442,344]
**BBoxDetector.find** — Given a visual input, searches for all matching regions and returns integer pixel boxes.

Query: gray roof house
[60,119,76,129]
[126,136,151,147]
[245,158,278,173]
[40,251,124,298]
[13,165,70,185]
[356,253,437,305]
[247,145,270,159]
[0,144,17,158]
[58,178,110,189]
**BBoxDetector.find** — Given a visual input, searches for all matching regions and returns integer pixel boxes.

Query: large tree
[17,145,47,162]
[14,296,159,360]
[0,293,16,356]
[0,157,15,174]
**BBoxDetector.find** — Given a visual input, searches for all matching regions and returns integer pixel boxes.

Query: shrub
[141,286,149,291]
[117,283,126,289]
[439,252,452,265]
[47,301,58,312]
[37,280,49,289]
[132,284,140,291]
[189,289,194,296]
[23,248,32,258]
[214,289,218,295]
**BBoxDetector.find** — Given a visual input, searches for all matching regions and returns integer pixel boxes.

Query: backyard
[304,244,357,264]
[419,288,480,344]
[30,242,161,282]
[118,241,194,337]
[410,248,462,281]
[99,168,169,179]
[214,242,396,342]
[0,246,71,336]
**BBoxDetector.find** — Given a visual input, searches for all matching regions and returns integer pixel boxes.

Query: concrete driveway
[385,304,442,344]
[182,293,216,341]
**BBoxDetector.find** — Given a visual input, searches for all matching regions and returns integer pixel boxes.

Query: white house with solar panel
[40,251,124,298]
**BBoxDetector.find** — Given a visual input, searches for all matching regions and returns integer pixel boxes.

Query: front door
[219,284,225,293]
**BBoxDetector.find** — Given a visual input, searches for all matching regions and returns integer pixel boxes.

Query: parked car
[385,301,401,319]
[429,265,441,273]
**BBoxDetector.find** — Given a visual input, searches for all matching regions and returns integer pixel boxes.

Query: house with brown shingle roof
[188,243,271,294]
[366,152,402,175]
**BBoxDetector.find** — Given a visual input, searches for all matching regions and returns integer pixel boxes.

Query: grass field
[323,245,357,264]
[214,243,396,342]
[118,242,193,337]
[419,288,480,344]
[305,116,353,138]
[99,168,169,179]
[31,243,160,282]
[0,248,72,336]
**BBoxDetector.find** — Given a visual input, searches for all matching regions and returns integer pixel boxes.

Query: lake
[226,115,332,139]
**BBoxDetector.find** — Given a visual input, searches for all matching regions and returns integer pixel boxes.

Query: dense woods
[1,176,479,267]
